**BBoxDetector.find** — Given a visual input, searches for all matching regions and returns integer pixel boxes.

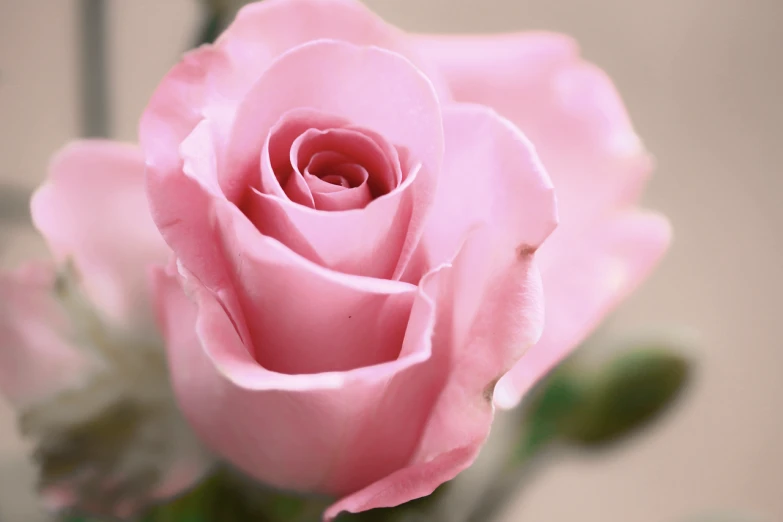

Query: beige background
[1,1,781,521]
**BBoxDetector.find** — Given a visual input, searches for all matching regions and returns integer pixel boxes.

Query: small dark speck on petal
[517,244,536,258]
[348,315,352,319]
[483,378,500,403]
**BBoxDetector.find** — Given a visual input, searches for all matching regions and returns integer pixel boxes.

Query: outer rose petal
[495,210,672,407]
[0,263,93,409]
[326,231,546,520]
[213,201,418,374]
[416,33,670,408]
[414,32,650,225]
[160,260,444,496]
[31,141,168,324]
[422,103,557,268]
[220,0,451,102]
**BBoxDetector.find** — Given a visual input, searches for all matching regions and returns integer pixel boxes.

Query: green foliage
[195,1,255,46]
[61,467,328,522]
[517,364,588,460]
[195,12,223,46]
[563,348,690,446]
[519,345,691,457]
[140,469,332,522]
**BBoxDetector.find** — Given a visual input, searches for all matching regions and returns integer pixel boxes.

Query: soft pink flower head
[0,141,212,518]
[141,0,668,519]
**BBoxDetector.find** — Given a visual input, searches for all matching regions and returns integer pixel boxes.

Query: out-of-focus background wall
[1,1,781,521]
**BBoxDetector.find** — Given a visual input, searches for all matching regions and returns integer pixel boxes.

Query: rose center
[266,109,404,211]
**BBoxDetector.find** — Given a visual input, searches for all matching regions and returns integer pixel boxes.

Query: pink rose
[0,142,211,518]
[142,0,667,518]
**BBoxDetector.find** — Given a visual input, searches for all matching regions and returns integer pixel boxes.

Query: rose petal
[261,108,405,202]
[291,127,396,197]
[213,201,418,374]
[220,0,451,104]
[208,40,441,279]
[326,229,547,519]
[30,141,168,324]
[305,151,362,190]
[142,0,450,251]
[140,44,238,193]
[415,32,649,225]
[267,117,393,210]
[422,103,558,268]
[245,161,424,279]
[307,167,373,211]
[282,164,317,208]
[495,210,672,407]
[273,125,387,211]
[262,109,351,199]
[227,40,442,197]
[161,258,444,495]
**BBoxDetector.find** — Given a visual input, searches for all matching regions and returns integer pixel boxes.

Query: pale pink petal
[261,108,353,200]
[220,0,451,102]
[326,230,547,519]
[160,259,446,495]
[290,127,395,198]
[146,121,235,300]
[218,40,441,279]
[422,103,557,268]
[140,43,238,197]
[310,179,373,211]
[245,163,425,279]
[282,163,316,208]
[30,141,167,324]
[275,126,386,210]
[0,263,93,409]
[495,210,672,408]
[304,151,359,191]
[304,155,373,211]
[213,201,418,374]
[225,40,441,197]
[415,33,650,225]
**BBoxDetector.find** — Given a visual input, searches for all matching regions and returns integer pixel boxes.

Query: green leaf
[517,343,692,460]
[138,466,338,522]
[562,348,691,446]
[195,1,257,47]
[195,12,223,46]
[517,364,589,460]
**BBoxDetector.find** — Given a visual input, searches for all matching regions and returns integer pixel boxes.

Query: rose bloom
[0,143,211,518]
[140,0,670,519]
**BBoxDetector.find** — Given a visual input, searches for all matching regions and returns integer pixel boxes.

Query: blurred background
[1,0,781,521]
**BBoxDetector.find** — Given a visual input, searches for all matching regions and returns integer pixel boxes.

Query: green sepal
[562,348,690,446]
